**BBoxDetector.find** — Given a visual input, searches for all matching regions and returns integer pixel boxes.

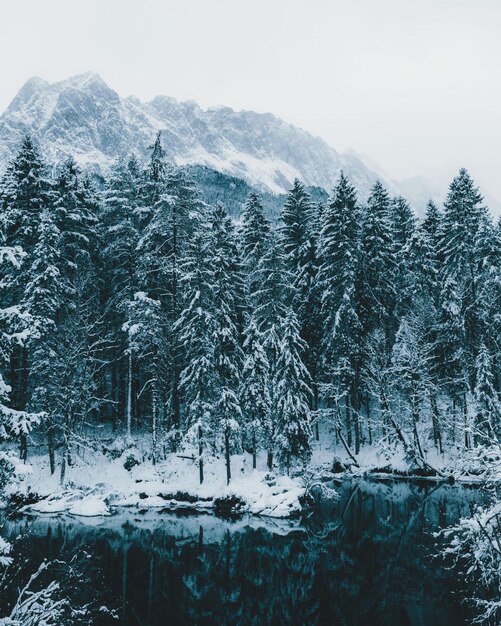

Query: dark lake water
[0,479,488,626]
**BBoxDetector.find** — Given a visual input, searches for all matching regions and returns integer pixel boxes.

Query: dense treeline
[0,132,500,482]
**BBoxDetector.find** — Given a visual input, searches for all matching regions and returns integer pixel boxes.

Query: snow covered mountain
[0,72,401,200]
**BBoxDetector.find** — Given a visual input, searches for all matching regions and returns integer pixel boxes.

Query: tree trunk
[252,431,256,469]
[366,395,372,445]
[350,390,361,455]
[431,394,443,454]
[345,397,352,448]
[17,347,29,462]
[198,425,204,484]
[314,382,319,441]
[48,425,55,475]
[171,364,180,435]
[126,350,132,439]
[335,406,359,466]
[452,398,456,445]
[225,428,231,484]
[111,364,118,433]
[171,216,181,438]
[152,361,158,466]
[20,347,29,413]
[60,436,68,486]
[60,455,66,486]
[134,364,141,430]
[267,450,273,471]
[19,434,28,462]
[411,403,425,461]
[463,394,469,449]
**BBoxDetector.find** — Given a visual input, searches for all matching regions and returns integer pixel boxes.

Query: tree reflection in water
[1,480,485,626]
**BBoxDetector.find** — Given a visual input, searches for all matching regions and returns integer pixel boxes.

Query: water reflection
[1,480,486,626]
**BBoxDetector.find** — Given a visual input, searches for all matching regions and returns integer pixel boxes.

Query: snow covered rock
[215,471,305,518]
[68,495,110,517]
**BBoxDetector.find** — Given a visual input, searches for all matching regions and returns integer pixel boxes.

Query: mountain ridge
[0,72,432,208]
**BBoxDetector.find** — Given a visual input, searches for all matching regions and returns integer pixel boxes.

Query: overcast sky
[2,0,501,210]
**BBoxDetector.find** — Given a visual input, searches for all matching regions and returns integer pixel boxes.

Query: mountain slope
[0,72,399,200]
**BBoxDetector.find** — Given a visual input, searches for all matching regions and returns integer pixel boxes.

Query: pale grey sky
[2,0,501,209]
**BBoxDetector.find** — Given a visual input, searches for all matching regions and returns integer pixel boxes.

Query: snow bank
[68,495,110,517]
[17,447,306,519]
[29,492,110,517]
[219,472,304,518]
[30,491,83,514]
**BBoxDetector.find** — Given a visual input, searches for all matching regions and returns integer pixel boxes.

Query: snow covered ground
[4,420,500,522]
[3,439,307,519]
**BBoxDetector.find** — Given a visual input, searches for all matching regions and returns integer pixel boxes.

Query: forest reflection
[1,480,486,626]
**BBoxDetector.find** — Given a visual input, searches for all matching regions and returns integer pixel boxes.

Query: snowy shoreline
[3,454,491,522]
[2,448,308,520]
[3,426,498,521]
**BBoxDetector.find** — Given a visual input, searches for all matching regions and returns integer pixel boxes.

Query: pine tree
[439,169,489,379]
[0,136,48,252]
[241,192,270,305]
[356,182,400,450]
[142,131,168,206]
[280,179,312,283]
[274,309,312,472]
[316,173,362,449]
[21,206,68,462]
[358,181,398,343]
[102,156,143,437]
[253,230,288,335]
[391,196,416,250]
[162,166,205,435]
[0,136,50,428]
[434,275,470,447]
[0,245,39,443]
[178,203,243,483]
[440,169,486,281]
[474,344,500,443]
[390,196,416,319]
[23,207,65,377]
[474,215,500,367]
[134,133,181,454]
[34,270,101,479]
[138,135,204,442]
[318,173,359,314]
[408,200,442,304]
[280,179,321,420]
[124,291,168,465]
[391,312,434,460]
[423,200,442,245]
[53,157,99,284]
[23,208,66,342]
[318,175,360,373]
[177,222,215,483]
[240,317,270,469]
[208,203,243,483]
[252,230,288,468]
[135,131,171,302]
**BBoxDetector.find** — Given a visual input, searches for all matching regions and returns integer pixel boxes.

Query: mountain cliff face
[0,72,400,200]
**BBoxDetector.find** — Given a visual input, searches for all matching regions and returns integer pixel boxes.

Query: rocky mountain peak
[0,73,412,202]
